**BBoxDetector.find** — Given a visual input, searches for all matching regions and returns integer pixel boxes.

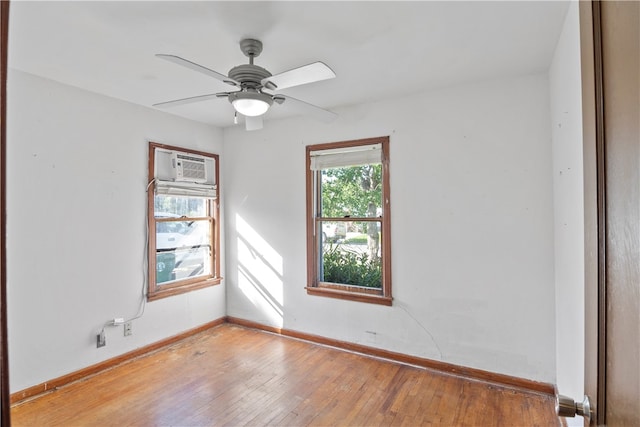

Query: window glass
[321,165,382,218]
[155,219,212,285]
[156,247,212,284]
[154,195,207,218]
[319,220,382,289]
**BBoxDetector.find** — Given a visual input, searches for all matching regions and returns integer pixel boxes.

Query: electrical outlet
[124,322,132,337]
[97,331,106,348]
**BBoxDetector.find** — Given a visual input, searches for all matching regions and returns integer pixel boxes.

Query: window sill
[306,285,392,306]
[148,277,222,302]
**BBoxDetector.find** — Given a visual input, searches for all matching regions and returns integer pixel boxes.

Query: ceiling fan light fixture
[229,90,273,117]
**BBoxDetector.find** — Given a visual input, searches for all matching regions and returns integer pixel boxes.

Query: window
[306,136,392,305]
[147,142,222,301]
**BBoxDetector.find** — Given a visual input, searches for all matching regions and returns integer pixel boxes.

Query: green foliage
[322,244,382,288]
[321,164,382,217]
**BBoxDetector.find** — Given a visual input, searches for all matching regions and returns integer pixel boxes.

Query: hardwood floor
[11,324,559,426]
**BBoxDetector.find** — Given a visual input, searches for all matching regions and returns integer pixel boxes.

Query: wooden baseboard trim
[226,316,555,396]
[12,315,554,406]
[10,317,225,405]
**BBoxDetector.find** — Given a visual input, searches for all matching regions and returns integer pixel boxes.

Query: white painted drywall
[549,2,586,424]
[224,74,556,382]
[6,70,225,392]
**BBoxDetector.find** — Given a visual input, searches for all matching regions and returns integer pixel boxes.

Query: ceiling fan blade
[261,62,335,91]
[245,115,263,131]
[156,54,239,87]
[153,93,222,108]
[277,95,338,123]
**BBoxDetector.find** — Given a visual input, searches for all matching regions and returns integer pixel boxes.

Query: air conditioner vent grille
[181,160,205,179]
[174,153,207,183]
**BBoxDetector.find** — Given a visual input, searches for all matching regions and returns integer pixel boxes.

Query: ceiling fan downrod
[240,39,263,65]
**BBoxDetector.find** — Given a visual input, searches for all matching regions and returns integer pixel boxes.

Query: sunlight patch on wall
[236,214,284,326]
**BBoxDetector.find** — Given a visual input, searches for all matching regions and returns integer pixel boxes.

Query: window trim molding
[305,136,392,305]
[147,142,222,301]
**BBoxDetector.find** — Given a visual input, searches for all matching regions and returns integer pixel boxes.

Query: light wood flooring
[11,324,559,426]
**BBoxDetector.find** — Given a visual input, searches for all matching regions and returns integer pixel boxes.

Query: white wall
[549,2,585,423]
[5,63,567,393]
[6,70,225,392]
[224,74,556,382]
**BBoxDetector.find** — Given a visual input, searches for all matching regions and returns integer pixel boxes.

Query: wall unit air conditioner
[172,152,207,183]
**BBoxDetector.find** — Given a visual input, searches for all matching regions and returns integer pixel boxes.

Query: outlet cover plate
[97,331,106,348]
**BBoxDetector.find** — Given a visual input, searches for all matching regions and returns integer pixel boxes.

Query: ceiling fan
[153,39,337,131]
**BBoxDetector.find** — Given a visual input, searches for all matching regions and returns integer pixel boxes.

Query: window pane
[156,246,211,284]
[154,195,207,217]
[320,164,382,218]
[319,220,382,289]
[156,219,211,285]
[320,220,347,243]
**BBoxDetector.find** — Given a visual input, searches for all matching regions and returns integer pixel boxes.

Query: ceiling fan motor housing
[228,64,272,89]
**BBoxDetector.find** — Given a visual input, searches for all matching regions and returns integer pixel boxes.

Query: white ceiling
[8,1,570,129]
